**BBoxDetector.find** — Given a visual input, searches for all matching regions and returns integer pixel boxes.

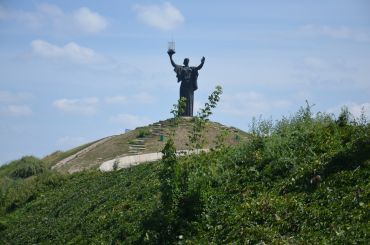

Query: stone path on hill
[151,122,165,136]
[51,136,114,170]
[99,149,209,172]
[127,123,167,156]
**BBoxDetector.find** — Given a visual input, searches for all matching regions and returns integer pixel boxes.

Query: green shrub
[137,128,151,138]
[0,171,65,215]
[8,156,46,179]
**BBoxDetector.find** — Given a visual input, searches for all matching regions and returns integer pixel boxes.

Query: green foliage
[188,85,223,149]
[0,156,45,179]
[8,156,46,179]
[160,138,177,210]
[151,87,224,242]
[0,104,369,244]
[0,165,159,244]
[336,106,351,127]
[0,156,46,213]
[170,97,187,121]
[0,171,66,215]
[0,156,66,215]
[137,127,151,138]
[213,128,230,150]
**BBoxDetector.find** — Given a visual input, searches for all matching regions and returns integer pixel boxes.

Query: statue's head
[183,58,189,66]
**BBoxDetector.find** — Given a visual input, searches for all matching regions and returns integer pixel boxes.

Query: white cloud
[31,40,106,64]
[104,93,156,105]
[302,57,330,71]
[0,91,33,103]
[133,2,184,31]
[109,114,150,128]
[57,136,87,148]
[72,7,108,33]
[0,4,108,34]
[37,3,64,17]
[52,93,155,116]
[104,96,128,104]
[132,92,156,104]
[1,105,32,117]
[53,97,99,115]
[0,91,33,117]
[301,25,370,42]
[220,91,291,117]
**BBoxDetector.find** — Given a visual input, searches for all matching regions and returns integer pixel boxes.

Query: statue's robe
[174,65,199,116]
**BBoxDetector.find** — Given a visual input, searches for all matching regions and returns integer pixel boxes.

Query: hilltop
[44,117,249,173]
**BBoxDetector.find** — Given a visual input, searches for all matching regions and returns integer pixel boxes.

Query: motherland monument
[167,42,205,117]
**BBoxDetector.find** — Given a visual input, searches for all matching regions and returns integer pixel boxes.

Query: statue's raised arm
[167,50,177,68]
[196,56,205,70]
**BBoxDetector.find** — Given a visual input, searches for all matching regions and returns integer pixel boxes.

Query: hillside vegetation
[0,105,369,244]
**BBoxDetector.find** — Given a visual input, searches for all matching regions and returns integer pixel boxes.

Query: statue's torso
[174,65,198,91]
[180,66,192,81]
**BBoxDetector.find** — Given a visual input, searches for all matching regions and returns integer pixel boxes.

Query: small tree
[188,85,223,149]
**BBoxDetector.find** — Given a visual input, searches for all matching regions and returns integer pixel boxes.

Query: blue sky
[1,0,370,164]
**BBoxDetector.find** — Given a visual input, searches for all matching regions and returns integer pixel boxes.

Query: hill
[46,118,249,173]
[0,106,369,244]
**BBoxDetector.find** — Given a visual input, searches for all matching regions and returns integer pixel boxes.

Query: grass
[0,105,369,244]
[42,140,100,168]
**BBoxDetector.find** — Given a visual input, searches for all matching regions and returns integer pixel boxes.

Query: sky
[1,0,370,164]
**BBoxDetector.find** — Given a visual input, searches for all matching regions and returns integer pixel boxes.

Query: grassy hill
[0,106,369,244]
[47,118,249,173]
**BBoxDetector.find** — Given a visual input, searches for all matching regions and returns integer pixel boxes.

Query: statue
[167,48,205,117]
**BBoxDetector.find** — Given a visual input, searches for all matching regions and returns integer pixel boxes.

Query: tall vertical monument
[167,42,205,117]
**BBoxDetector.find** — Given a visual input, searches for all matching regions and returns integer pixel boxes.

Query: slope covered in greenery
[0,106,369,244]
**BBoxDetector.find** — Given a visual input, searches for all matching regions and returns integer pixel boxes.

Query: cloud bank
[0,3,108,34]
[72,7,107,33]
[53,97,100,115]
[220,91,291,118]
[1,105,32,117]
[301,25,370,43]
[0,91,33,103]
[31,40,106,64]
[133,2,184,31]
[0,91,33,117]
[109,114,150,129]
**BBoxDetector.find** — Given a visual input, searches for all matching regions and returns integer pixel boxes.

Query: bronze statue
[167,49,205,117]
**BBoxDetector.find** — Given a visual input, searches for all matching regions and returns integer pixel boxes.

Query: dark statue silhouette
[168,49,205,117]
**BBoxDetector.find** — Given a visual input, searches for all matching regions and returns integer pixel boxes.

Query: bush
[0,171,65,214]
[137,128,151,138]
[8,156,46,179]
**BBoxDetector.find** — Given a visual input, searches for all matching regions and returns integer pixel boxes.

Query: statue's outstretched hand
[201,56,205,63]
[167,49,175,56]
